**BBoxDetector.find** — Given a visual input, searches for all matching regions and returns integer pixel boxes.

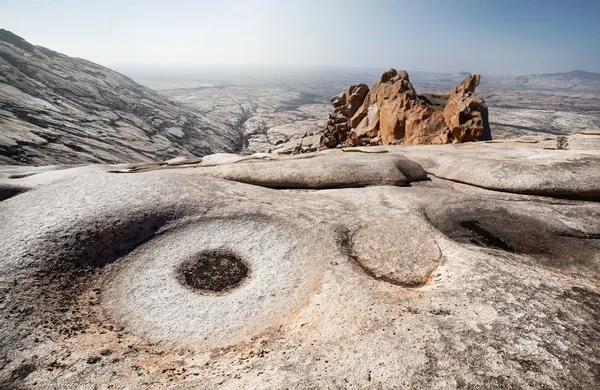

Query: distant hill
[408,69,600,93]
[543,70,600,81]
[0,29,242,165]
[481,70,600,92]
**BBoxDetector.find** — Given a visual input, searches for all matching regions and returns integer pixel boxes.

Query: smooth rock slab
[194,152,427,188]
[353,133,600,199]
[0,139,598,389]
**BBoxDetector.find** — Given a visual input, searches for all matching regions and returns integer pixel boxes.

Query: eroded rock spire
[322,69,492,148]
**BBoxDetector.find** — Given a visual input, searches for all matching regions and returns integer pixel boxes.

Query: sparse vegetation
[556,136,569,150]
[86,356,101,364]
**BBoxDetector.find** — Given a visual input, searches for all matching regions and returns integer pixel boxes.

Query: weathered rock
[1,136,599,389]
[331,91,347,107]
[396,69,410,81]
[320,69,492,148]
[350,215,442,286]
[346,99,364,118]
[403,103,449,145]
[349,109,367,128]
[269,133,326,155]
[443,74,487,142]
[379,68,398,83]
[346,84,369,102]
[0,136,599,389]
[323,136,338,149]
[194,152,427,189]
[165,156,203,166]
[353,103,380,141]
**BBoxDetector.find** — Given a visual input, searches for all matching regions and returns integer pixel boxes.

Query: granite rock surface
[0,133,598,389]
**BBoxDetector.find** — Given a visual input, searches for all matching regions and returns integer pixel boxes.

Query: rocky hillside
[0,29,242,165]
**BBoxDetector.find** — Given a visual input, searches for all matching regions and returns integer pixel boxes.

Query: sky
[1,0,599,76]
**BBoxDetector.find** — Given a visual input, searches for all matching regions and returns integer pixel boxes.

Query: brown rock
[323,136,337,148]
[334,123,348,133]
[455,73,480,94]
[320,69,491,148]
[404,105,449,145]
[376,78,419,144]
[347,91,373,129]
[347,100,363,118]
[365,104,380,137]
[379,99,406,144]
[332,115,348,125]
[353,103,381,144]
[443,74,487,142]
[347,84,369,102]
[353,116,370,139]
[379,68,398,83]
[349,110,367,128]
[395,70,410,81]
[334,104,349,117]
[346,131,362,147]
[331,91,347,107]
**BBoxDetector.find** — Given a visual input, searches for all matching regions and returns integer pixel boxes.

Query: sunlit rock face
[321,69,492,148]
[0,133,599,389]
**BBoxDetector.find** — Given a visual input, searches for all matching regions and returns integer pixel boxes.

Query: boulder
[349,109,367,128]
[379,68,398,83]
[396,69,410,81]
[353,103,380,141]
[323,136,338,149]
[346,100,364,118]
[331,91,347,107]
[346,84,369,102]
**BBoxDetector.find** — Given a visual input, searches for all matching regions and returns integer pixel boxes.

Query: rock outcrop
[322,69,492,148]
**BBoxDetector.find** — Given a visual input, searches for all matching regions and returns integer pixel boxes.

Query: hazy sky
[2,0,599,76]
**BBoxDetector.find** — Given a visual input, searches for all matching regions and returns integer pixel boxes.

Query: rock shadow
[0,186,27,201]
[426,201,600,277]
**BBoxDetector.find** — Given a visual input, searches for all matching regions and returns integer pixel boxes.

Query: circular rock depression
[102,216,335,349]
